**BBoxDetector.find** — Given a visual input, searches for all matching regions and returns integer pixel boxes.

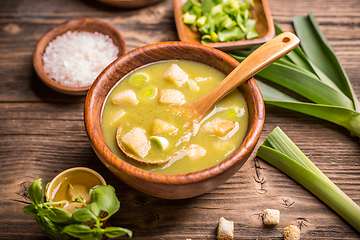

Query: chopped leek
[225,107,244,119]
[129,73,149,87]
[182,0,258,43]
[230,13,360,137]
[256,127,360,232]
[138,85,158,99]
[183,12,197,25]
[149,136,169,150]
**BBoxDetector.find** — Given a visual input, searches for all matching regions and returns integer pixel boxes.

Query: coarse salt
[42,30,119,87]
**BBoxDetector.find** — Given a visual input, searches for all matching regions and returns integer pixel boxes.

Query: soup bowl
[84,41,265,199]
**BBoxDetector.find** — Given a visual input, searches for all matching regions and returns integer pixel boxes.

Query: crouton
[262,209,280,226]
[112,90,139,105]
[163,64,188,86]
[203,118,236,137]
[217,217,234,240]
[120,127,150,158]
[158,89,186,106]
[187,144,206,159]
[284,225,300,240]
[151,118,178,136]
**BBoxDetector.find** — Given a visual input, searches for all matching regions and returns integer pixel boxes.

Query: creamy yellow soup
[101,60,248,174]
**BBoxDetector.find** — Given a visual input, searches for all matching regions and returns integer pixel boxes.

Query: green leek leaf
[231,55,353,109]
[293,12,359,111]
[29,178,43,205]
[256,127,360,232]
[274,23,313,72]
[256,80,360,137]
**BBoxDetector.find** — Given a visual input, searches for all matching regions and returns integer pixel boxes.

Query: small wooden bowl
[173,0,275,51]
[33,18,126,95]
[96,0,164,8]
[84,41,265,199]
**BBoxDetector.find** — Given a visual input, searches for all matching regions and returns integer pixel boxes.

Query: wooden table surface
[1,0,360,239]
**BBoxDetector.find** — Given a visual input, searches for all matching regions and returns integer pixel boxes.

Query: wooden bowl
[33,18,126,95]
[96,0,164,9]
[84,41,265,199]
[173,0,275,51]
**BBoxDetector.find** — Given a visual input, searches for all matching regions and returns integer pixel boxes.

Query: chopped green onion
[196,16,207,27]
[129,73,149,87]
[218,27,244,42]
[183,12,197,25]
[149,136,169,150]
[138,85,158,99]
[256,127,360,232]
[182,0,258,43]
[225,107,244,119]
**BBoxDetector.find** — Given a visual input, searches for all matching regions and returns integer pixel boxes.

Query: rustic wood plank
[1,0,360,239]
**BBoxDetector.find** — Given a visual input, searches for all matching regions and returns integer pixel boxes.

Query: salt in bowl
[33,18,126,95]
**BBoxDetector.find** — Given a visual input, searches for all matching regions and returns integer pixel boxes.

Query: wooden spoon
[178,32,300,121]
[117,32,300,164]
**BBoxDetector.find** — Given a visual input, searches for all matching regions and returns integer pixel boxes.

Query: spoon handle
[190,32,300,118]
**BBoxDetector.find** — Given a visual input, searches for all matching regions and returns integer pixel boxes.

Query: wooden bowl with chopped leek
[33,18,126,95]
[173,0,275,51]
[84,41,265,199]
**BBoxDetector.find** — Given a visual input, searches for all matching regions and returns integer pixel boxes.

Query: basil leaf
[23,204,36,215]
[89,185,120,219]
[104,226,133,238]
[38,215,69,240]
[29,178,43,205]
[72,207,97,222]
[47,208,75,225]
[86,202,101,216]
[62,224,92,239]
[80,228,103,240]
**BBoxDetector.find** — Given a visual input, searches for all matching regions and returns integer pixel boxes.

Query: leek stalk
[256,127,360,232]
[230,13,360,137]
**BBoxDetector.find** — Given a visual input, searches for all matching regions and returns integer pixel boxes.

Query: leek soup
[101,60,248,174]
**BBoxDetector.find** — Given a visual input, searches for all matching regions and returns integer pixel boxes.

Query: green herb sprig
[182,0,258,43]
[230,12,360,137]
[23,179,132,240]
[256,127,360,232]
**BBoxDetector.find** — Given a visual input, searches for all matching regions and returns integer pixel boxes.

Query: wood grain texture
[1,0,360,239]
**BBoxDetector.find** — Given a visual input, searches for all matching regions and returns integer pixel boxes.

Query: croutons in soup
[101,60,248,174]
